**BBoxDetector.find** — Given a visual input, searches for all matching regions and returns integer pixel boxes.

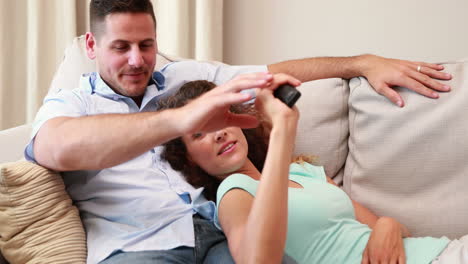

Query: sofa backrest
[345,59,468,239]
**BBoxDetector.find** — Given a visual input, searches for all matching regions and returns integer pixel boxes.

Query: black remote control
[273,84,301,107]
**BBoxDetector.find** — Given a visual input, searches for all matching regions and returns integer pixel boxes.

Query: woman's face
[182,127,249,178]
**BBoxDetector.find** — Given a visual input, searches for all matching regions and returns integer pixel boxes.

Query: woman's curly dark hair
[159,80,269,202]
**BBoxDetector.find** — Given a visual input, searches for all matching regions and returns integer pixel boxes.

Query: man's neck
[132,96,144,108]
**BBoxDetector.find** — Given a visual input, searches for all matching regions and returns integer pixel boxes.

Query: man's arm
[35,112,179,171]
[268,54,452,107]
[34,72,273,171]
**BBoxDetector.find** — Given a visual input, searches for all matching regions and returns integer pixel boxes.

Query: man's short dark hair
[89,0,156,38]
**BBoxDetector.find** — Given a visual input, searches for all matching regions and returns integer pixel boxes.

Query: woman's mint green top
[215,162,449,264]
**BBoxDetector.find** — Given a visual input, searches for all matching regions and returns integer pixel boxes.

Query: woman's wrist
[376,216,411,238]
[270,119,297,138]
[271,111,299,129]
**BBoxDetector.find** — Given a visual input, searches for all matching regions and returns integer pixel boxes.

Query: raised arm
[268,54,452,107]
[217,74,301,263]
[34,72,274,171]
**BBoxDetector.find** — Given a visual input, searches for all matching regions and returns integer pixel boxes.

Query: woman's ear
[185,154,197,168]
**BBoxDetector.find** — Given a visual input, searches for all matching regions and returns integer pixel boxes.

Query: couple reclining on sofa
[18,0,466,263]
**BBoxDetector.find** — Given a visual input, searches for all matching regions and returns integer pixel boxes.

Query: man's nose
[128,47,144,67]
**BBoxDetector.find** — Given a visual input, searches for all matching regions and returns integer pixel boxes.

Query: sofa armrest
[0,124,32,163]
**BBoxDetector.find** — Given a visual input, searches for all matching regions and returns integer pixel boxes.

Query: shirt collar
[86,71,166,101]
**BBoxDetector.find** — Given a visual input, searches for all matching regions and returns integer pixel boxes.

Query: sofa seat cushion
[0,161,86,264]
[345,59,468,239]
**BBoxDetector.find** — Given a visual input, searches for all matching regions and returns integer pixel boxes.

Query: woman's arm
[218,74,300,263]
[326,176,410,235]
[326,176,410,264]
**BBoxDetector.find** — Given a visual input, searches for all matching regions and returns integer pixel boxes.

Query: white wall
[223,0,468,65]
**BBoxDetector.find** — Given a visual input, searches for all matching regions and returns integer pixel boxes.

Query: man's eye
[140,43,154,49]
[114,45,128,51]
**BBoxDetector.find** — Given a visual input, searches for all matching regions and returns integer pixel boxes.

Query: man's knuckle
[396,71,406,79]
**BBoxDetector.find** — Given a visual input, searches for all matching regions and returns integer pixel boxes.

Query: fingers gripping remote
[273,84,301,107]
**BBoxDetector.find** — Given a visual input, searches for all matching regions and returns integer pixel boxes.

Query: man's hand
[174,72,274,135]
[268,54,452,108]
[360,54,452,107]
[361,217,406,264]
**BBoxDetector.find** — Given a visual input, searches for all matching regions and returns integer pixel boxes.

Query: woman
[160,75,462,264]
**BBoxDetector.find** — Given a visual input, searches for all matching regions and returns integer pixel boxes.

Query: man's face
[86,13,157,99]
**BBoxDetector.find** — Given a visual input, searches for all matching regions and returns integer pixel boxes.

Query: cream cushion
[294,78,350,183]
[344,59,468,239]
[0,161,86,263]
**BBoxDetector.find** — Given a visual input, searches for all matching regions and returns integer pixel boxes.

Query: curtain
[0,0,89,130]
[0,0,222,130]
[154,0,223,61]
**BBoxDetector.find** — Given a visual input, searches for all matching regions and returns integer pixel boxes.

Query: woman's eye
[192,132,203,139]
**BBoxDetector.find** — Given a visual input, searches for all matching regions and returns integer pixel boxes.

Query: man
[25,0,452,263]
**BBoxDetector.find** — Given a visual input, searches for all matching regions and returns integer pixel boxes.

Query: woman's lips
[218,141,237,155]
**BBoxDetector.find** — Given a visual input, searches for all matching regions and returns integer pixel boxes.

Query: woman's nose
[215,130,227,142]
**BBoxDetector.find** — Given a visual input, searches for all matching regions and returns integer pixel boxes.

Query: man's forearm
[34,110,181,171]
[268,55,367,82]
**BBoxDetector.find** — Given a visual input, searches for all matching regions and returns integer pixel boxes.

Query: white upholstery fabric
[294,78,349,184]
[345,59,468,239]
[0,124,31,163]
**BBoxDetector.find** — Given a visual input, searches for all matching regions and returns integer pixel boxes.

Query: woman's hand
[361,217,407,264]
[254,73,301,127]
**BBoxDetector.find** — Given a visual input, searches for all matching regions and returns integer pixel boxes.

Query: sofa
[1,35,468,263]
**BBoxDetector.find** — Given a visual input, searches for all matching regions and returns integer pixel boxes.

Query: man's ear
[85,32,97,60]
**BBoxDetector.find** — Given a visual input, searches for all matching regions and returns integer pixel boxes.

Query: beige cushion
[345,59,468,239]
[0,161,86,263]
[294,78,350,184]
